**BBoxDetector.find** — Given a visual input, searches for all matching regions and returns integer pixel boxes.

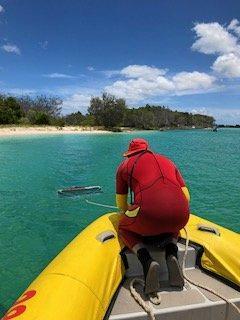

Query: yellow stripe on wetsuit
[181,186,190,202]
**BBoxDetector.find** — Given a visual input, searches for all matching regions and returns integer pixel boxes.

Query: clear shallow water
[0,129,240,315]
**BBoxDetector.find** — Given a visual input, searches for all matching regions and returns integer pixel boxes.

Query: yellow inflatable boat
[2,213,240,320]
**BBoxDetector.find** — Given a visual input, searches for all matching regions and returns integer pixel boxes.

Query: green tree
[80,114,95,126]
[0,96,24,124]
[32,95,62,117]
[65,111,85,125]
[18,95,62,125]
[88,93,127,128]
[27,110,50,125]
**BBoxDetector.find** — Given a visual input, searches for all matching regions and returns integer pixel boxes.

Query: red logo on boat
[2,290,36,320]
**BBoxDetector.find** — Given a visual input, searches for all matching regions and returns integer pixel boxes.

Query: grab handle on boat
[96,231,116,243]
[197,224,220,236]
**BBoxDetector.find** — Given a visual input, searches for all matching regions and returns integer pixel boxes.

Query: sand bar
[0,126,110,137]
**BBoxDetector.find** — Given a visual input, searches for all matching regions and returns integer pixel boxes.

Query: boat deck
[108,243,240,320]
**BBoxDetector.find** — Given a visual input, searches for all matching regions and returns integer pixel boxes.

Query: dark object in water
[212,125,218,132]
[58,185,102,196]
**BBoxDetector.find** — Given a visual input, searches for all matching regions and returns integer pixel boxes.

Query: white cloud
[172,71,216,91]
[190,107,209,115]
[2,44,21,55]
[228,19,240,36]
[192,21,240,79]
[102,69,121,78]
[0,5,4,13]
[121,65,167,79]
[43,73,75,79]
[212,53,240,78]
[39,40,48,49]
[209,108,240,125]
[105,65,216,102]
[62,94,91,114]
[2,88,36,95]
[87,66,94,71]
[106,76,174,101]
[191,22,239,55]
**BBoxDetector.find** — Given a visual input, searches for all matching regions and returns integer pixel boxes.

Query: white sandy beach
[0,126,109,137]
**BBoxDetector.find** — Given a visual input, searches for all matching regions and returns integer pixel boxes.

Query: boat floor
[109,243,240,320]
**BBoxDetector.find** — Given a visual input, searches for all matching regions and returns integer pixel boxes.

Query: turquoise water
[0,129,240,315]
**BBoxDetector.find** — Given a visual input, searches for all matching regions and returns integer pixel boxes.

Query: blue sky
[0,0,240,124]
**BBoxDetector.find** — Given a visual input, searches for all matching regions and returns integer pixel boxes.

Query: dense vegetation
[0,94,63,126]
[123,105,214,129]
[0,93,215,129]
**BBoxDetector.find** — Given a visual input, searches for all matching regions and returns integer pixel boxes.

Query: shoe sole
[167,255,184,288]
[144,261,161,294]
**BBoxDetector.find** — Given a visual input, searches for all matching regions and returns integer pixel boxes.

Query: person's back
[116,138,190,295]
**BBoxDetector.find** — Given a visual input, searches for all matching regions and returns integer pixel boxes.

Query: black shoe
[165,242,178,259]
[144,260,161,294]
[137,248,161,294]
[166,254,184,288]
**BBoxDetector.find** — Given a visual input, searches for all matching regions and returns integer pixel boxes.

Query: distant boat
[212,125,218,132]
[58,185,102,196]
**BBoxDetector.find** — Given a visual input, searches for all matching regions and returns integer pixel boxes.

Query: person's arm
[181,186,190,202]
[116,162,128,212]
[116,194,128,212]
[175,167,190,202]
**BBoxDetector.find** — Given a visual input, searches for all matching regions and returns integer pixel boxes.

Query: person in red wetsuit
[116,138,190,294]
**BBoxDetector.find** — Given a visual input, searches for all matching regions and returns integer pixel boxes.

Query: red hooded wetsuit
[116,150,190,249]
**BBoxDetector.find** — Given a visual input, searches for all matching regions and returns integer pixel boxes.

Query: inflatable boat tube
[3,213,240,320]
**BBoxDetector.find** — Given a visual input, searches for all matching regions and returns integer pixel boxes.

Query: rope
[85,199,240,317]
[182,227,240,316]
[129,227,240,319]
[129,278,156,320]
[85,199,118,209]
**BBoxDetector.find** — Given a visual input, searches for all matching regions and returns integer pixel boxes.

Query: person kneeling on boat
[116,138,190,294]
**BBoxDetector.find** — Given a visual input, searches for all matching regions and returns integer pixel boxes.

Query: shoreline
[0,126,110,137]
[0,125,237,138]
